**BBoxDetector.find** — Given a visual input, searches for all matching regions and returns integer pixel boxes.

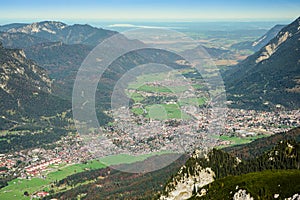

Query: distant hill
[0,22,193,127]
[23,41,92,75]
[224,17,300,110]
[231,24,285,52]
[0,22,116,101]
[0,23,28,32]
[4,21,117,46]
[0,31,50,48]
[22,41,93,99]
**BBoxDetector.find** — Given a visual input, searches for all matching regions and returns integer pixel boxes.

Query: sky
[0,0,299,23]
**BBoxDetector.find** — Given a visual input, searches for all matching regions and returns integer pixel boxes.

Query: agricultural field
[126,69,207,121]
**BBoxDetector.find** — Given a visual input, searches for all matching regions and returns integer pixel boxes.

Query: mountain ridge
[0,43,70,130]
[224,16,300,110]
[2,21,117,46]
[159,127,300,200]
[231,24,286,52]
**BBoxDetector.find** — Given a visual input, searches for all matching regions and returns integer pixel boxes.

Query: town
[0,106,299,198]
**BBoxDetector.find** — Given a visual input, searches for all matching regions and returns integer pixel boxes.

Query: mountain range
[224,17,300,110]
[0,21,120,130]
[0,42,70,130]
[0,21,117,46]
[2,20,297,112]
[159,127,300,200]
[0,17,299,199]
[231,24,286,52]
[0,21,192,130]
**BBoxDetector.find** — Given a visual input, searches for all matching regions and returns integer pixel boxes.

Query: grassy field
[167,85,189,93]
[216,134,269,149]
[128,72,168,89]
[178,97,206,106]
[126,69,207,121]
[137,84,173,93]
[46,161,106,181]
[0,178,49,200]
[0,152,173,200]
[0,160,106,200]
[99,151,172,166]
[192,83,204,90]
[131,107,145,115]
[145,103,190,120]
[129,92,145,102]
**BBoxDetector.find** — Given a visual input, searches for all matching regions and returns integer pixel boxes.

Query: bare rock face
[285,194,300,200]
[0,44,52,94]
[231,24,285,52]
[224,16,300,110]
[8,21,67,35]
[233,189,254,200]
[256,31,290,63]
[160,157,215,200]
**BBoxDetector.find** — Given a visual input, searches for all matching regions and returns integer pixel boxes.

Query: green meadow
[0,152,173,200]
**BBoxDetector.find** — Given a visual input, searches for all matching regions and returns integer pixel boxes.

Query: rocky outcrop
[233,189,254,200]
[160,150,215,200]
[285,194,300,200]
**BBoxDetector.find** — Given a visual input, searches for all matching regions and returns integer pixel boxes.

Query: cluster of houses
[225,109,300,134]
[24,158,61,177]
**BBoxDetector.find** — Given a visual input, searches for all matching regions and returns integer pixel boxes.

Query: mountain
[231,24,285,52]
[0,31,50,49]
[189,170,300,200]
[0,23,28,32]
[0,22,193,128]
[5,21,117,46]
[188,139,300,200]
[224,17,300,110]
[203,46,230,59]
[23,41,92,79]
[0,43,70,130]
[7,21,66,35]
[0,21,118,100]
[159,127,300,200]
[0,22,117,101]
[23,41,93,99]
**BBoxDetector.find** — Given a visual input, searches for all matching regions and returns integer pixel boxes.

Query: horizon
[0,19,296,32]
[1,0,299,23]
